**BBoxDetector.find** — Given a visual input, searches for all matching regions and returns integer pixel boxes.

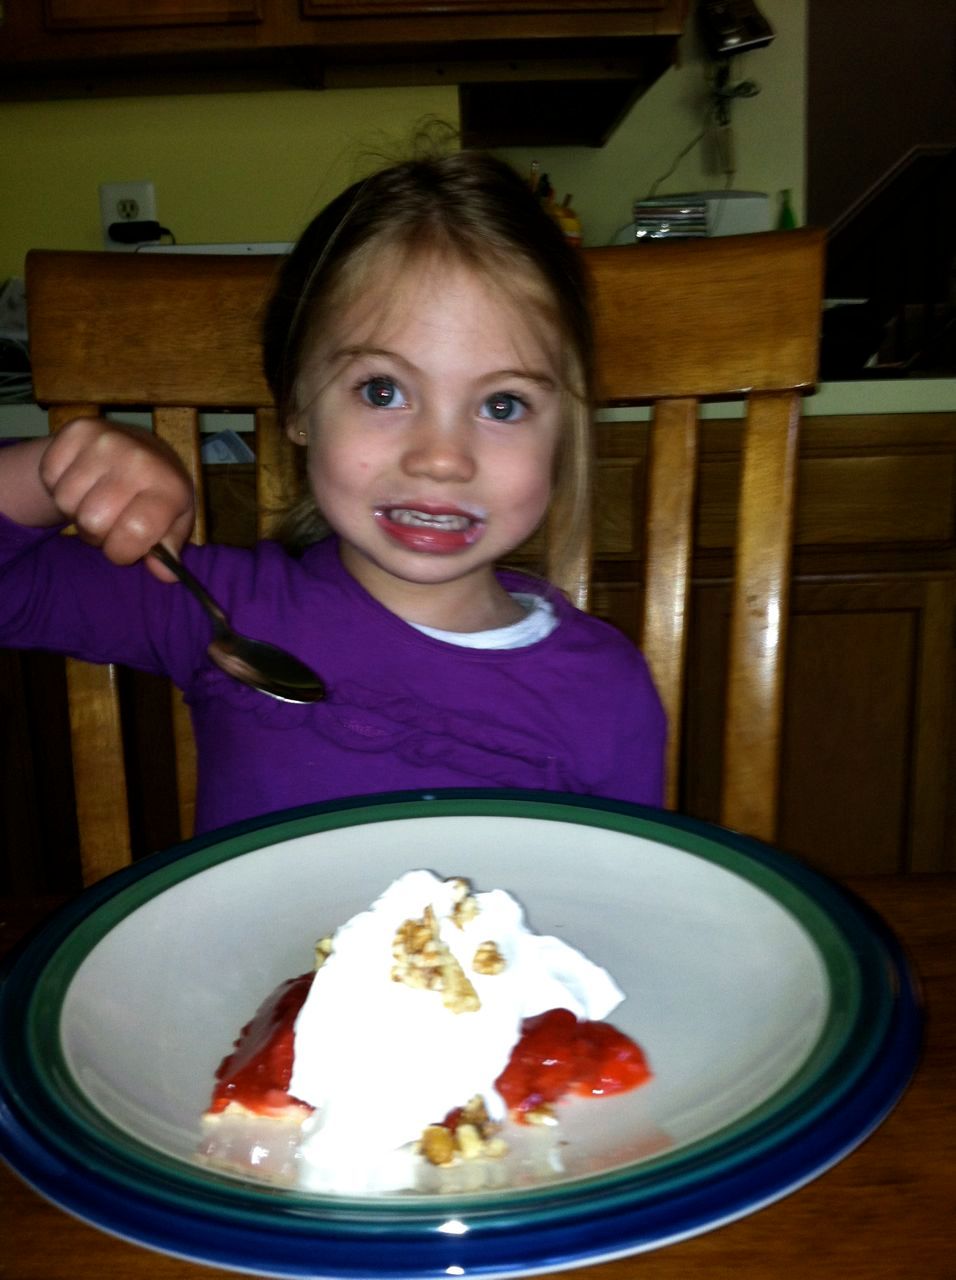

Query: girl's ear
[286,418,308,446]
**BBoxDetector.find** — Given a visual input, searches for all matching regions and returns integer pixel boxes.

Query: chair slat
[153,408,206,840]
[255,408,300,540]
[721,391,802,841]
[49,403,134,884]
[49,403,98,432]
[153,407,207,539]
[170,695,197,843]
[642,397,700,811]
[64,658,132,885]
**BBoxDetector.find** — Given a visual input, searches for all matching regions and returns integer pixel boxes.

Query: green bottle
[777,188,797,230]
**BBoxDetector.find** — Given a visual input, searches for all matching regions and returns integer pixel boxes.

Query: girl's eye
[482,392,527,422]
[359,377,407,409]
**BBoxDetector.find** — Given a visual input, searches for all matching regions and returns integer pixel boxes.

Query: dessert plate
[0,791,921,1278]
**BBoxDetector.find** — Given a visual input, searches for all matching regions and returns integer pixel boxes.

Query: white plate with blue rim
[0,790,921,1278]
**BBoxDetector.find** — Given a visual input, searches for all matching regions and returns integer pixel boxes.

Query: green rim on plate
[18,794,884,1228]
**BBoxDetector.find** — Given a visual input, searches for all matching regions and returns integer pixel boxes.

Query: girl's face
[291,255,563,631]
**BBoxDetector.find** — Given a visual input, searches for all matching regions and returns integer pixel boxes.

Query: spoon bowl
[150,543,326,704]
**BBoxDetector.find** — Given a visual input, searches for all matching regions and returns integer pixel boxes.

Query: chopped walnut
[472,940,506,975]
[313,935,333,970]
[418,1095,508,1166]
[455,1123,483,1160]
[439,954,481,1013]
[391,902,480,1013]
[392,906,442,988]
[446,877,480,929]
[459,1095,492,1128]
[420,1125,456,1167]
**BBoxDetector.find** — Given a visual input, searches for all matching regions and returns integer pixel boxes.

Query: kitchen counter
[600,376,956,421]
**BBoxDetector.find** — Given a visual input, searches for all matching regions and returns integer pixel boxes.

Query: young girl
[0,152,665,835]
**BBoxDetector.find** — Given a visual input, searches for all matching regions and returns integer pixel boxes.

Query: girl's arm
[0,418,195,581]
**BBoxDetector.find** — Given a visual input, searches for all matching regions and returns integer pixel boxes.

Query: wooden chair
[582,231,824,839]
[24,230,823,885]
[25,250,298,886]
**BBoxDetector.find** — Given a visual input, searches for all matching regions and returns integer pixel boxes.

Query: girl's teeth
[388,508,472,531]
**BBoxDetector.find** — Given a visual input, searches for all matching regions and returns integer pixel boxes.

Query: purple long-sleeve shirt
[0,516,666,832]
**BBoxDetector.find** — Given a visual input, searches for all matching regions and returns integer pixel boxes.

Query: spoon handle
[150,543,232,638]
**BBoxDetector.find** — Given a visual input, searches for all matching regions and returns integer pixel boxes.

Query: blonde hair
[262,152,594,587]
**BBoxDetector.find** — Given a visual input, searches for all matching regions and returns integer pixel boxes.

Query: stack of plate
[632,195,709,240]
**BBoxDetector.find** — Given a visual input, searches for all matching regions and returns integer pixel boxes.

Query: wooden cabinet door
[43,1,262,29]
[684,575,955,876]
[301,2,667,14]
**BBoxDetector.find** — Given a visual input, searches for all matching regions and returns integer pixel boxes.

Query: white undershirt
[409,593,558,650]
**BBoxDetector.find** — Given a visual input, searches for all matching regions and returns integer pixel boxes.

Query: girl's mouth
[375,506,485,554]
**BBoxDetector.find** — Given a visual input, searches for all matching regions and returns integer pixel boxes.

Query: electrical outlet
[99,181,157,250]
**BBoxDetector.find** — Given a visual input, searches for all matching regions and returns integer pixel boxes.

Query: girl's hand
[38,417,196,582]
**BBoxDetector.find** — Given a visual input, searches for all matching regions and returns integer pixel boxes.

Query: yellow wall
[0,0,805,278]
[494,0,807,246]
[0,87,459,279]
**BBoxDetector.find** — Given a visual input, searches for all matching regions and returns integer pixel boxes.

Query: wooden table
[3,876,953,1280]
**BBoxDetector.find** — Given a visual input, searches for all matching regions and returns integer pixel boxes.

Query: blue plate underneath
[0,790,922,1278]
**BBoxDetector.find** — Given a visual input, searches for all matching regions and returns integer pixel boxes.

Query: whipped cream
[288,870,623,1191]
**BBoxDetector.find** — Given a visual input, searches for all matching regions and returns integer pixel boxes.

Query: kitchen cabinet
[583,409,956,879]
[302,1,672,13]
[685,574,953,877]
[42,1,263,28]
[4,404,955,893]
[0,1,689,146]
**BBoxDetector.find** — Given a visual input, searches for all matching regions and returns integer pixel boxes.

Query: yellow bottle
[555,194,583,247]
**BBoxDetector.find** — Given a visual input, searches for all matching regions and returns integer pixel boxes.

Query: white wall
[494,0,807,246]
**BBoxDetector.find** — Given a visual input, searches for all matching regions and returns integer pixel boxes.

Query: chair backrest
[26,250,294,885]
[25,230,823,884]
[581,231,824,839]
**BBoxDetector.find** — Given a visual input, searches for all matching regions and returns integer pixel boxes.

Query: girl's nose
[401,421,476,483]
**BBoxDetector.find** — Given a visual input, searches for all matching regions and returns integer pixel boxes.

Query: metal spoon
[150,543,326,704]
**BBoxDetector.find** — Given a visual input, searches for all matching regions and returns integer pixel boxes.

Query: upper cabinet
[41,2,264,29]
[0,1,690,146]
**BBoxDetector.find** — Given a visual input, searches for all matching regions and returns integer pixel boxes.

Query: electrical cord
[644,118,712,202]
[108,220,176,246]
[643,53,762,200]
